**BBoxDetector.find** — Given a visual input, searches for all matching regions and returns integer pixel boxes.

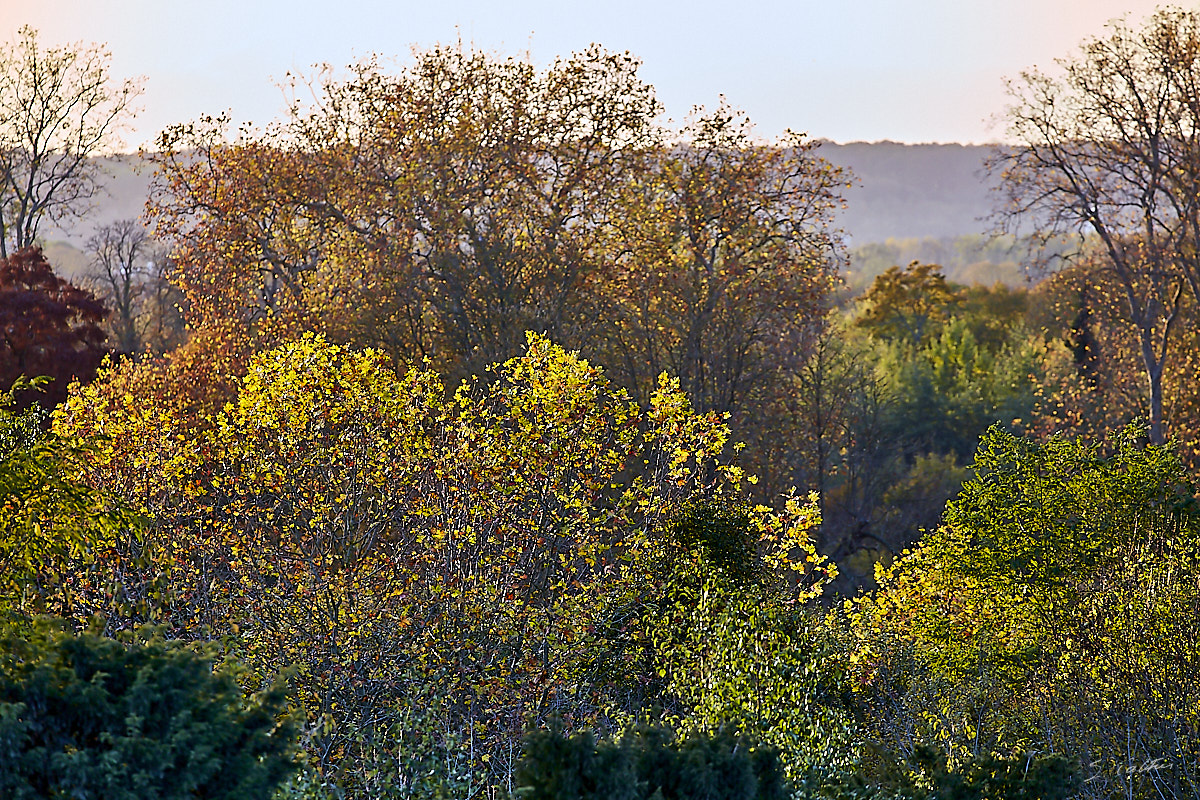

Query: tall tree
[853,261,958,348]
[148,48,848,420]
[992,6,1200,444]
[149,46,661,378]
[0,27,141,257]
[598,109,846,416]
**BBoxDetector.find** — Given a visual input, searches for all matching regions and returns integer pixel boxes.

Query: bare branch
[0,26,143,257]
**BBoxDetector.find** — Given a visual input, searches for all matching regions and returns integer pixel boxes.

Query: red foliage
[0,246,109,411]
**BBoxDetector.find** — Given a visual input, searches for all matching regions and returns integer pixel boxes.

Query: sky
[0,0,1175,150]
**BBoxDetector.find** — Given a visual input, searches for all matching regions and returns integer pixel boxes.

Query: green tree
[0,618,297,799]
[860,425,1200,797]
[807,276,1038,588]
[598,499,852,785]
[516,721,788,800]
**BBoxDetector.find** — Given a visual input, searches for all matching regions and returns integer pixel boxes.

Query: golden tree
[994,6,1200,444]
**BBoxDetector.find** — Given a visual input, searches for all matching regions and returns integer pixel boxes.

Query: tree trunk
[1142,336,1166,445]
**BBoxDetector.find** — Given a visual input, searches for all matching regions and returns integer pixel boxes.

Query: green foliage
[847,269,1038,468]
[625,500,854,784]
[668,500,760,586]
[0,376,45,455]
[515,725,640,800]
[940,423,1193,591]
[669,605,858,785]
[804,745,1077,800]
[955,283,1030,353]
[807,280,1038,587]
[515,720,787,800]
[873,317,1038,461]
[861,425,1200,797]
[0,378,138,617]
[0,617,297,799]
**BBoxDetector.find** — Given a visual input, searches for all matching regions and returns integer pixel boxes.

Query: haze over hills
[816,141,1026,288]
[45,155,151,247]
[43,142,1012,286]
[819,141,997,244]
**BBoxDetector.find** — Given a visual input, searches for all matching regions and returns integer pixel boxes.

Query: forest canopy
[3,8,1200,800]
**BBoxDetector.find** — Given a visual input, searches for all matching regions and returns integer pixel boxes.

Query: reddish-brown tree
[0,246,108,411]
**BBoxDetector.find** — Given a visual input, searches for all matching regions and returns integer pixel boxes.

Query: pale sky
[0,0,1175,149]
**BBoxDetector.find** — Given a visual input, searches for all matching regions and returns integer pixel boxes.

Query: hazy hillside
[41,143,1013,285]
[40,154,152,249]
[820,141,997,244]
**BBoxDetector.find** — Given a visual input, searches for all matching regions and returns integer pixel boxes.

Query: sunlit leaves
[55,332,796,794]
[858,425,1200,794]
[0,379,138,618]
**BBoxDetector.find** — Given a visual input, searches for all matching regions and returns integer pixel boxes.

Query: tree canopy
[0,246,108,412]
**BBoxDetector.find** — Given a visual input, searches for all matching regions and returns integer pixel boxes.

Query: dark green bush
[801,744,1077,800]
[515,721,787,800]
[0,618,298,799]
[668,501,760,587]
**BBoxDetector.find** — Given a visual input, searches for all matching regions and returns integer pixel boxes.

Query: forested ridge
[2,9,1200,800]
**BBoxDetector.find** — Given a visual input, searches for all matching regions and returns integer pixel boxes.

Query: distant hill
[814,140,1026,288]
[819,141,998,244]
[39,155,152,283]
[41,155,152,248]
[40,143,1017,287]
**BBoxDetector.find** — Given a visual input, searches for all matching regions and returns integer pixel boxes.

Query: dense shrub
[515,721,788,800]
[0,619,297,799]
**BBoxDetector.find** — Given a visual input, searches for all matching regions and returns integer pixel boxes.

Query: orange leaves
[151,118,358,355]
[145,45,667,382]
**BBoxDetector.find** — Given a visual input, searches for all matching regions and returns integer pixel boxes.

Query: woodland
[2,7,1200,800]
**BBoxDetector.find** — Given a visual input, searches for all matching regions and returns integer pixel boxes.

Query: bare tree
[0,26,141,258]
[991,7,1200,444]
[140,250,187,355]
[85,219,184,356]
[86,219,149,354]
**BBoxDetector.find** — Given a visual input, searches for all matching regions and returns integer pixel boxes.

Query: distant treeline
[846,233,1081,292]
